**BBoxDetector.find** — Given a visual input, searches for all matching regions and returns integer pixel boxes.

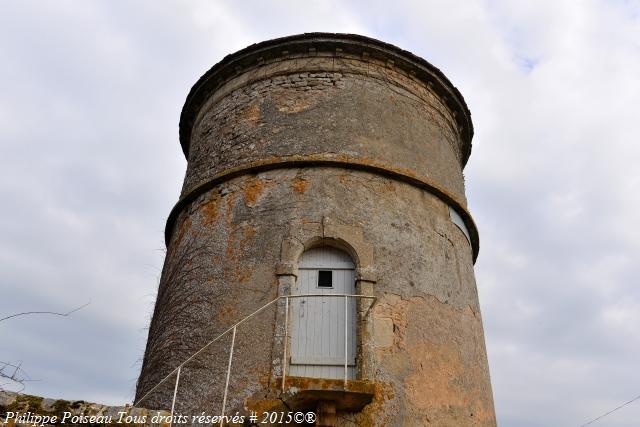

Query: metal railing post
[220,326,237,426]
[344,295,348,387]
[169,365,181,427]
[135,294,378,417]
[282,296,289,393]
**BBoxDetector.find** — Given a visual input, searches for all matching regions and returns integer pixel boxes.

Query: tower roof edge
[179,32,474,167]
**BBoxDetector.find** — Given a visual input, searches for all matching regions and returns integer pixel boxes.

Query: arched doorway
[289,246,357,380]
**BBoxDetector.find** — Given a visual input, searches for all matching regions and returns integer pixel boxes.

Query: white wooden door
[289,247,357,380]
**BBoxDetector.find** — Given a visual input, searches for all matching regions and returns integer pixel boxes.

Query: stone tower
[136,33,496,426]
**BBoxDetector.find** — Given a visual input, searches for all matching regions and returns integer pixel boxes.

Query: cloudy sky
[1,1,639,426]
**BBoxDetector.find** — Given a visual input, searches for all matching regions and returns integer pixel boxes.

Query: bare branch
[0,360,31,393]
[0,301,88,393]
[0,300,91,323]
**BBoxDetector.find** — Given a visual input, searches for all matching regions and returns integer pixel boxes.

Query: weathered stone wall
[0,391,169,426]
[137,33,495,426]
[184,66,466,203]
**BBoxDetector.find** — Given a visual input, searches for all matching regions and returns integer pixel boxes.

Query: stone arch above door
[271,217,378,383]
[276,217,376,284]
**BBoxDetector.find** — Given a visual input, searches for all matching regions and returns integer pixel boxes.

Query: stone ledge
[278,377,376,412]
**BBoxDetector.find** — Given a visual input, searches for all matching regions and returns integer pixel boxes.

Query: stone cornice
[164,156,480,263]
[179,33,474,167]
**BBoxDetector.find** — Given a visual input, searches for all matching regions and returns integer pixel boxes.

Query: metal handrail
[134,297,281,407]
[134,293,377,423]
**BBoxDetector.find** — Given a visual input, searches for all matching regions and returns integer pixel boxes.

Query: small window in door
[317,270,333,288]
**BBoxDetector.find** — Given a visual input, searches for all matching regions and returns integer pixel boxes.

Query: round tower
[136,33,496,426]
